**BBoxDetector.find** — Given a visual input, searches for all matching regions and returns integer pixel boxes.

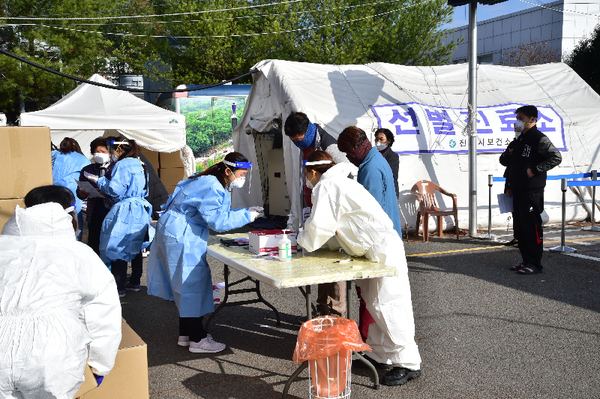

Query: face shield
[107,140,129,161]
[223,159,253,193]
[302,160,332,188]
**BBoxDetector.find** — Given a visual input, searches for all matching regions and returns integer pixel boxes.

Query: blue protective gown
[51,150,91,216]
[97,158,153,264]
[146,175,251,318]
[357,147,402,237]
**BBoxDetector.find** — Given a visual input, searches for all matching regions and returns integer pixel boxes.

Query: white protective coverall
[0,203,122,399]
[297,163,421,370]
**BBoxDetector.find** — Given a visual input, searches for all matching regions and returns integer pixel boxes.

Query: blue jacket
[146,175,251,318]
[357,147,402,237]
[97,158,152,264]
[51,151,91,215]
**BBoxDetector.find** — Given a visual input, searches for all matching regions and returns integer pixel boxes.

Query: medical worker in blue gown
[51,137,91,238]
[85,138,153,298]
[146,152,262,354]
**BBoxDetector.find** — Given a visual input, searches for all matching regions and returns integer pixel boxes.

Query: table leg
[205,264,281,329]
[282,361,308,399]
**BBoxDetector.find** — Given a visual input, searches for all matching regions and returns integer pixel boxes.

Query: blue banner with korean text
[370,102,566,154]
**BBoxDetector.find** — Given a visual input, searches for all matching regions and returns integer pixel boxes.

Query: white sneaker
[178,336,190,347]
[189,335,226,354]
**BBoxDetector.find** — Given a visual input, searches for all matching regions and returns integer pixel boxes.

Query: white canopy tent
[233,59,600,232]
[20,74,194,175]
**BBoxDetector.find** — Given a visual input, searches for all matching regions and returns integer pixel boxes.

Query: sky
[442,0,559,30]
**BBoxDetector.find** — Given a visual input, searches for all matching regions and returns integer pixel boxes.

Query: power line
[518,0,600,19]
[0,48,257,93]
[3,1,429,39]
[7,0,407,27]
[3,0,307,21]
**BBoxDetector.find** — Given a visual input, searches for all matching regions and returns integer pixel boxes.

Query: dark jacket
[499,139,517,192]
[315,125,337,152]
[507,126,562,194]
[139,153,169,220]
[380,147,399,199]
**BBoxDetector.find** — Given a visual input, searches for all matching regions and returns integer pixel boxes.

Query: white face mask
[111,154,119,162]
[305,178,314,190]
[92,153,110,164]
[230,176,246,189]
[514,120,525,133]
[375,142,388,151]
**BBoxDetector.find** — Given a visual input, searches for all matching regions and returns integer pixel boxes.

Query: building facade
[444,0,600,64]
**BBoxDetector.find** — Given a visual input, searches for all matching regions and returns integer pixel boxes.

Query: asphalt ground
[120,224,600,399]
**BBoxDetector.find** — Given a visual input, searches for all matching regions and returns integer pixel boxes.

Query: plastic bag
[293,316,371,363]
[293,316,371,398]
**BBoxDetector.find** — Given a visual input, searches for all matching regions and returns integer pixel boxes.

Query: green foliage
[196,153,225,173]
[565,23,600,95]
[183,97,246,156]
[0,0,458,124]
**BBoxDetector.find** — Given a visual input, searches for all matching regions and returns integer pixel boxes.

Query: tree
[498,40,560,67]
[0,0,131,122]
[0,0,459,124]
[565,23,600,95]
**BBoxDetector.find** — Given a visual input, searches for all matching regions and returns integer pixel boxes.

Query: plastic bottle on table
[278,230,292,262]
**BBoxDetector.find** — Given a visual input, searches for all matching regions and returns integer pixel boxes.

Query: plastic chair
[411,180,459,242]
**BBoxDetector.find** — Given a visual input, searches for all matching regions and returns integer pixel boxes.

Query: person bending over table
[296,150,422,387]
[146,152,262,354]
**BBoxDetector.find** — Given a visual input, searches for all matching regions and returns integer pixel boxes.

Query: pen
[334,259,353,263]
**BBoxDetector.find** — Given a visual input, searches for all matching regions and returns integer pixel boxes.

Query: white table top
[206,233,397,289]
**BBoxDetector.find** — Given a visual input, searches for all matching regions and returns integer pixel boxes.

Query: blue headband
[293,121,317,150]
[223,160,252,169]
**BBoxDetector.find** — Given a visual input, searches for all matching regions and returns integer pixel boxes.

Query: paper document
[497,193,514,214]
[77,180,104,198]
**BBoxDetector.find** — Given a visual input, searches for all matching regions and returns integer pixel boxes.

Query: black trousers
[111,252,143,291]
[179,317,208,343]
[512,191,544,269]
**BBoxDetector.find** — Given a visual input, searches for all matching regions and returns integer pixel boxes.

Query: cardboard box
[0,198,25,231]
[78,320,149,399]
[0,127,53,198]
[74,365,98,397]
[139,147,159,171]
[164,185,177,195]
[249,229,297,255]
[159,150,183,168]
[159,167,185,187]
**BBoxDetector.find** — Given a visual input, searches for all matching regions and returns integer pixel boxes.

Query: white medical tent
[233,59,600,231]
[20,74,195,175]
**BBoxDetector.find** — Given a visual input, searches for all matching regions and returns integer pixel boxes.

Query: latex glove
[84,171,99,184]
[93,374,104,386]
[248,206,264,213]
[249,211,260,222]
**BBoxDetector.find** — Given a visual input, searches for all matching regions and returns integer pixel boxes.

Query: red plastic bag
[293,316,371,398]
[293,316,371,363]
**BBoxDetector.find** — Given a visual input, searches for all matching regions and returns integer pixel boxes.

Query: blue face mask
[293,122,317,150]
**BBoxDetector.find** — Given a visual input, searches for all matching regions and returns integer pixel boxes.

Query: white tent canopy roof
[20,74,187,156]
[233,59,600,231]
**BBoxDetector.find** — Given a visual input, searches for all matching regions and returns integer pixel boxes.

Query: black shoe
[504,238,518,246]
[381,367,421,386]
[353,354,393,371]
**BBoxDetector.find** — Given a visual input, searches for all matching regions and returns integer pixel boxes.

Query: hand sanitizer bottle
[278,230,292,262]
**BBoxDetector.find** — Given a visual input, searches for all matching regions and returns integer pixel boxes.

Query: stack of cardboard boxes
[0,127,53,230]
[139,147,185,194]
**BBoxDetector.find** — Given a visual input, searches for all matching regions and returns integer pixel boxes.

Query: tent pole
[468,0,478,237]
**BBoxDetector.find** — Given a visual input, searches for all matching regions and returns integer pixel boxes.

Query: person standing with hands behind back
[146,152,262,354]
[507,105,561,275]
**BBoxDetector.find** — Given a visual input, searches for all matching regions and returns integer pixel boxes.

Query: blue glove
[93,374,104,386]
